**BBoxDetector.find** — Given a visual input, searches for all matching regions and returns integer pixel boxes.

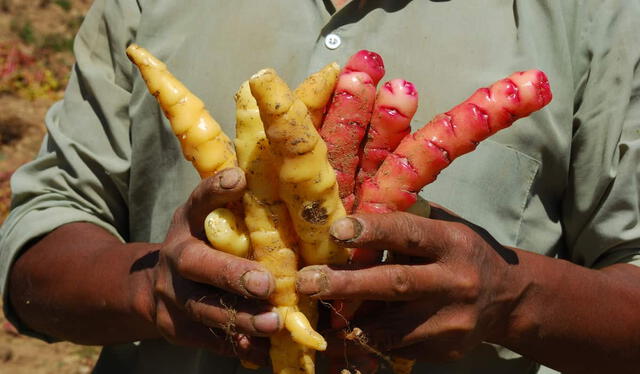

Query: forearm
[8,222,160,345]
[494,249,640,373]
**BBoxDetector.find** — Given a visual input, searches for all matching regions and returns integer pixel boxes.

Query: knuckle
[455,272,481,302]
[388,265,415,298]
[186,294,236,330]
[217,260,236,291]
[184,298,206,326]
[395,214,426,248]
[174,242,200,276]
[448,311,478,337]
[447,223,475,251]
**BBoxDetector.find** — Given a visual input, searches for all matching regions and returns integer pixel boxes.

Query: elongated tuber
[250,68,350,266]
[345,70,553,374]
[356,79,418,189]
[294,62,341,129]
[235,82,325,374]
[357,70,552,215]
[319,50,385,212]
[126,43,249,257]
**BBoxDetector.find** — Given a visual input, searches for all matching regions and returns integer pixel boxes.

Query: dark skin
[297,206,640,373]
[9,167,640,372]
[8,168,276,365]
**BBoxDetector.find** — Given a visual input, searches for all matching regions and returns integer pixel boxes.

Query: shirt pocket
[421,139,540,247]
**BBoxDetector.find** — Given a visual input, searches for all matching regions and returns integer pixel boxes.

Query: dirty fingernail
[241,270,272,298]
[296,267,327,296]
[330,217,362,241]
[220,169,241,189]
[252,312,280,334]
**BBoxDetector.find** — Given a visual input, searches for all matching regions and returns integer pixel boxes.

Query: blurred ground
[0,1,102,372]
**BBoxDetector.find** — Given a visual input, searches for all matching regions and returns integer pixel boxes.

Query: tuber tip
[344,50,385,85]
[251,68,275,80]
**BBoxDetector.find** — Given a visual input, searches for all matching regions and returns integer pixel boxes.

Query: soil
[0,1,102,373]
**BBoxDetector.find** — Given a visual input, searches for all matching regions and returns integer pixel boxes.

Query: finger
[297,263,451,301]
[171,240,274,299]
[182,290,281,336]
[155,300,270,365]
[330,212,460,259]
[186,167,246,228]
[390,342,468,363]
[351,303,477,355]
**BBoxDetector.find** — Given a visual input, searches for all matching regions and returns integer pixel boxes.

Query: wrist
[484,247,545,346]
[486,249,567,349]
[125,244,163,340]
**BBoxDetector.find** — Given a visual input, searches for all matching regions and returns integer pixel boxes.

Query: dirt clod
[301,200,329,224]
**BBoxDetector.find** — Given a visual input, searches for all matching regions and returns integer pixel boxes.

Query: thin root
[320,300,350,328]
[344,327,394,370]
[219,296,240,356]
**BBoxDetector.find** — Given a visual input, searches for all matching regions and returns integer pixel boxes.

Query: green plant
[54,0,71,11]
[10,19,36,45]
[41,33,74,52]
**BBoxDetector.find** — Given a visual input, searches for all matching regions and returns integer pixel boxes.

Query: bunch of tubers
[126,44,552,374]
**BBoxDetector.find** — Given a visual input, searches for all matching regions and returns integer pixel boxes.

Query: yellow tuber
[126,44,249,257]
[294,62,340,128]
[235,82,325,373]
[249,68,349,266]
[129,44,344,373]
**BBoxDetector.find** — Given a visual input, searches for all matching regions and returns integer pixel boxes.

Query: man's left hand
[296,207,522,362]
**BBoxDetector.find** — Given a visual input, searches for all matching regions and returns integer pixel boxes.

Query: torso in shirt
[120,1,581,373]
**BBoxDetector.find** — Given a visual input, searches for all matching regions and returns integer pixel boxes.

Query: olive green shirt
[2,0,640,373]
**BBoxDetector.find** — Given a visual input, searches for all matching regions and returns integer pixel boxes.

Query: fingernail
[330,217,362,241]
[296,266,327,296]
[252,312,280,334]
[220,169,241,189]
[241,270,272,298]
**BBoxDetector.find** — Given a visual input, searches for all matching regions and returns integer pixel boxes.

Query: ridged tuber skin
[235,82,324,374]
[342,49,386,87]
[330,79,420,334]
[348,79,419,267]
[319,50,385,212]
[356,79,419,189]
[344,70,553,374]
[126,44,249,258]
[294,63,341,129]
[249,68,350,266]
[125,44,237,178]
[357,69,553,215]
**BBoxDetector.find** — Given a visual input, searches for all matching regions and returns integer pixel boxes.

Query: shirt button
[324,33,342,50]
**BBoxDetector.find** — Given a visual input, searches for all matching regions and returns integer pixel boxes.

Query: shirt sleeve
[562,1,640,268]
[0,0,141,339]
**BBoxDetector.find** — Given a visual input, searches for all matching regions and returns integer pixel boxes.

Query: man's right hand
[9,168,277,366]
[146,167,279,364]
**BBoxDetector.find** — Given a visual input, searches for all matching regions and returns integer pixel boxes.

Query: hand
[148,168,279,365]
[296,206,521,363]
